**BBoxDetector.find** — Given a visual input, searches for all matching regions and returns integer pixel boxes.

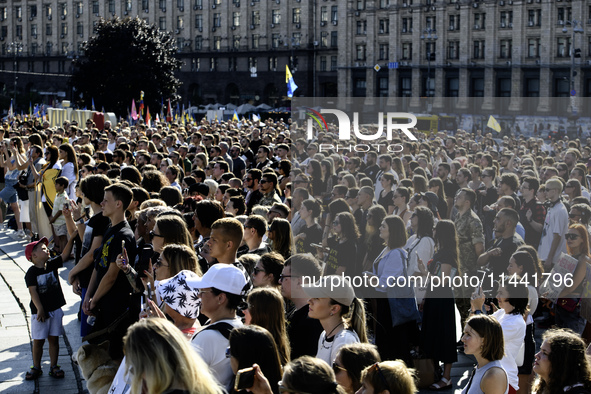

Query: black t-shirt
[487,235,524,278]
[286,304,323,360]
[324,237,358,276]
[25,255,66,315]
[94,221,137,318]
[443,179,460,201]
[295,223,323,255]
[79,212,111,288]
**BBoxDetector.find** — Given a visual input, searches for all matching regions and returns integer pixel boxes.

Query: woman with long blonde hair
[124,318,222,394]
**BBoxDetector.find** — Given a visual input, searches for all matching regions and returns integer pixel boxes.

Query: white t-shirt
[404,235,435,277]
[190,317,243,390]
[60,161,78,200]
[316,328,360,366]
[374,169,399,201]
[493,309,526,390]
[538,201,568,262]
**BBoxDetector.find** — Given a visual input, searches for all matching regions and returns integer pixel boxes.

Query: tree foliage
[71,17,182,117]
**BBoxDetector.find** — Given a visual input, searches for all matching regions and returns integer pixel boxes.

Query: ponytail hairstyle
[330,297,368,344]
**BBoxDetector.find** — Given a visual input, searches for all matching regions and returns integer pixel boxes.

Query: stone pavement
[0,229,86,393]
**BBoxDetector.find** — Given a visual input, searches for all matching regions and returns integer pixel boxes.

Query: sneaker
[17,229,26,238]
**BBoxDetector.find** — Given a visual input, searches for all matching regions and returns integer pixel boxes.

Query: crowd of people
[4,115,591,393]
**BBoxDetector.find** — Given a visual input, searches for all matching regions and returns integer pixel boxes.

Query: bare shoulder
[480,367,508,394]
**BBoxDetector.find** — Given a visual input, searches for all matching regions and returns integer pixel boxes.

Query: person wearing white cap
[302,275,368,366]
[188,263,248,390]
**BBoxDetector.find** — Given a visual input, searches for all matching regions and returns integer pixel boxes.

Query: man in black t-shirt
[82,183,137,360]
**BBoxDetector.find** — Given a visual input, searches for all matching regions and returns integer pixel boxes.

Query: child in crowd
[24,231,77,380]
[49,177,70,253]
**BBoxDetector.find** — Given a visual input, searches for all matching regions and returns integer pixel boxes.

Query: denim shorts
[0,179,18,204]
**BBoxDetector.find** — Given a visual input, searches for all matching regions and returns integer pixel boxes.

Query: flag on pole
[156,113,160,124]
[252,113,260,122]
[8,99,14,119]
[131,99,139,121]
[166,99,173,122]
[286,65,298,98]
[146,106,151,127]
[487,115,502,132]
[139,91,145,116]
[232,110,239,122]
[91,97,96,111]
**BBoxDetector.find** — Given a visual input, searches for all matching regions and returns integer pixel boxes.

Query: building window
[92,1,99,14]
[195,15,203,29]
[471,78,484,97]
[31,43,38,56]
[379,43,389,60]
[500,11,512,28]
[31,5,38,18]
[272,9,280,24]
[356,0,365,10]
[249,57,257,69]
[159,17,166,31]
[214,36,221,50]
[402,43,412,60]
[269,56,277,71]
[500,39,512,59]
[47,5,53,18]
[556,37,571,57]
[178,0,185,10]
[527,9,541,27]
[331,56,337,71]
[210,58,217,71]
[61,23,67,36]
[379,0,389,9]
[330,31,337,47]
[16,6,22,19]
[272,33,280,48]
[213,13,221,27]
[142,0,149,11]
[0,8,5,21]
[195,35,202,50]
[449,14,460,31]
[77,41,84,54]
[320,56,327,71]
[61,2,67,17]
[356,44,366,60]
[557,7,572,24]
[448,41,459,60]
[527,38,540,57]
[378,77,388,97]
[320,6,328,22]
[46,23,52,35]
[400,77,412,97]
[525,78,539,97]
[31,24,38,38]
[252,11,260,26]
[46,42,53,56]
[61,42,68,55]
[177,17,183,29]
[233,35,240,49]
[379,19,389,34]
[125,0,131,12]
[473,40,485,59]
[425,16,436,30]
[252,34,259,49]
[159,0,166,10]
[77,22,83,36]
[0,26,6,38]
[321,31,328,47]
[474,13,485,29]
[191,58,199,71]
[108,0,115,14]
[228,57,237,71]
[497,78,511,97]
[402,17,412,33]
[356,20,367,35]
[232,12,240,27]
[293,32,301,46]
[331,6,337,22]
[292,8,301,24]
[446,78,459,97]
[16,25,22,38]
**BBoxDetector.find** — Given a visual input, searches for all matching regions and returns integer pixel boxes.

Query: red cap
[25,237,49,261]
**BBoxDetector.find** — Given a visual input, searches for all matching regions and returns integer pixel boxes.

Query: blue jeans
[0,179,18,204]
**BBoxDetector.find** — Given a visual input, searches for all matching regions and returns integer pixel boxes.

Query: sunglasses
[150,230,164,239]
[565,233,580,240]
[253,267,265,274]
[368,363,389,389]
[332,362,347,374]
[260,180,269,184]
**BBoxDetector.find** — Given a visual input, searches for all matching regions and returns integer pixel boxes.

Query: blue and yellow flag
[487,115,501,132]
[286,65,298,98]
[233,110,239,122]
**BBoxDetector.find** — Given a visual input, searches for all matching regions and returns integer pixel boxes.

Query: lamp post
[7,42,23,110]
[562,20,584,115]
[420,28,437,107]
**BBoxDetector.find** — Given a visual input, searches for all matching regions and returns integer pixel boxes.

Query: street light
[420,28,437,98]
[562,20,584,108]
[7,42,23,110]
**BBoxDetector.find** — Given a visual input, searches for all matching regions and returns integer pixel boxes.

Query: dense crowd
[3,115,591,393]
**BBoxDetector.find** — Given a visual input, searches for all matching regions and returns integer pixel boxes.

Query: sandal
[429,377,452,391]
[25,366,42,380]
[49,365,65,379]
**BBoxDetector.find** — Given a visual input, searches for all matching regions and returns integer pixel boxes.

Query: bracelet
[472,309,482,315]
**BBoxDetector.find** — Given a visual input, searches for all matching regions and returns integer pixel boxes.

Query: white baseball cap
[186,263,248,296]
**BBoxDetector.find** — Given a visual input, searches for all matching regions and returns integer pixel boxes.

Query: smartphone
[136,244,154,278]
[121,240,127,266]
[234,367,255,391]
[63,203,69,210]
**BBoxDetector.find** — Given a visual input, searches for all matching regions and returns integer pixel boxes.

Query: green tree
[71,17,182,117]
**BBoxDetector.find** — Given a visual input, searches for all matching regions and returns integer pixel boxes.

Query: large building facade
[0,0,590,109]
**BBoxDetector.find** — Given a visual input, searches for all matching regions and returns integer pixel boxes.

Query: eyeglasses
[154,258,169,268]
[149,230,164,239]
[569,213,582,218]
[253,267,265,274]
[332,362,347,374]
[260,180,269,184]
[244,177,253,181]
[333,221,340,225]
[279,274,293,281]
[565,233,580,240]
